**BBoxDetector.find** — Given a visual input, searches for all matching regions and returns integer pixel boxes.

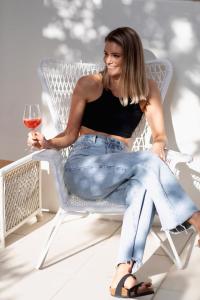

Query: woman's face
[104,41,123,78]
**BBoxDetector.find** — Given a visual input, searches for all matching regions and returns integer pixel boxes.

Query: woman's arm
[144,80,168,160]
[29,76,90,150]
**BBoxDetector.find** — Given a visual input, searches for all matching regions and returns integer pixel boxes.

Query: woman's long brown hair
[102,27,149,106]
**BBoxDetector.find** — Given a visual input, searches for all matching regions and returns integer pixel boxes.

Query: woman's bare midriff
[79,126,131,147]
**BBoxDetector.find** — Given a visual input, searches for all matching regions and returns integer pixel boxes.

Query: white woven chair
[32,58,193,270]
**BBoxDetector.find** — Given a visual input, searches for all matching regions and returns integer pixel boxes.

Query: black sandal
[110,274,154,298]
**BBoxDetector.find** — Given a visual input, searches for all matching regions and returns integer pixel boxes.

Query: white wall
[0,0,200,210]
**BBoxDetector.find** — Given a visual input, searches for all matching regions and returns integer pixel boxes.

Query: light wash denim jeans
[64,134,198,272]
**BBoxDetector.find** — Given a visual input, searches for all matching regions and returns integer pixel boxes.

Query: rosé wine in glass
[23,104,42,151]
[23,117,42,129]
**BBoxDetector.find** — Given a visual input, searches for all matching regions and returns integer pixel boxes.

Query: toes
[137,282,154,293]
[139,282,152,287]
[144,282,152,287]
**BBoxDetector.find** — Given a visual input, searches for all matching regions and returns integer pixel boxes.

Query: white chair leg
[165,230,183,269]
[36,212,43,222]
[35,208,67,270]
[150,229,183,269]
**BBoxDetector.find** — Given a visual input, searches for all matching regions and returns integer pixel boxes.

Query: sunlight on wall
[144,0,156,13]
[173,87,200,153]
[186,69,200,86]
[71,23,97,42]
[55,44,81,62]
[121,0,133,5]
[43,23,66,40]
[170,19,196,53]
[92,0,102,7]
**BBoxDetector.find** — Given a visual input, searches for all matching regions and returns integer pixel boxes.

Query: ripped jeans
[64,134,198,272]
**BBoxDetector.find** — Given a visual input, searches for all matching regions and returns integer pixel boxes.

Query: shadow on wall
[43,0,180,62]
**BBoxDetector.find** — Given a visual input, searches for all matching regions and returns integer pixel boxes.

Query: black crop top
[81,89,143,138]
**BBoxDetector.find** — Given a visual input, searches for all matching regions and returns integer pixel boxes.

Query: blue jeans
[64,134,198,272]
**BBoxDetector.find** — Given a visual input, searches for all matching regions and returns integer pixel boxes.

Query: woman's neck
[109,77,122,97]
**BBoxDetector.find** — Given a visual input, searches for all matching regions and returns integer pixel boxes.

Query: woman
[29,27,200,298]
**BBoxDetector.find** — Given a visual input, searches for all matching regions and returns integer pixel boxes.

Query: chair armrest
[32,149,70,209]
[0,150,44,176]
[31,149,62,163]
[0,149,69,210]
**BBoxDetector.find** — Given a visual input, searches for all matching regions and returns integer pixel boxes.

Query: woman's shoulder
[73,73,103,101]
[76,73,103,91]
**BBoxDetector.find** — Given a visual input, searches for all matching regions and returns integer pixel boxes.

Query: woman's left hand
[151,142,166,161]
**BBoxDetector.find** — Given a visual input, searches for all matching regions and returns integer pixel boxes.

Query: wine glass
[23,104,42,151]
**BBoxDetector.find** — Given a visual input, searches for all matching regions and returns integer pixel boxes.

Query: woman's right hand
[27,131,49,149]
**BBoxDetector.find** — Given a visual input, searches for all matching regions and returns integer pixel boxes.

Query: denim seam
[65,165,128,172]
[135,165,179,229]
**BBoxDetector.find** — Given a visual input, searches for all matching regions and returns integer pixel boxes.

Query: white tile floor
[0,212,199,300]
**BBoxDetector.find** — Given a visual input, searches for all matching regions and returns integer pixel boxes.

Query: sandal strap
[129,282,144,297]
[115,274,136,296]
